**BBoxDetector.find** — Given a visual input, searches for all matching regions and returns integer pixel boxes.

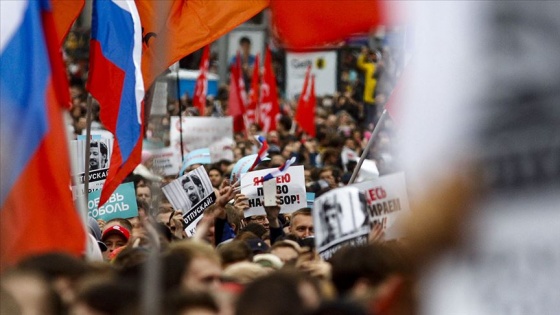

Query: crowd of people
[1,29,412,315]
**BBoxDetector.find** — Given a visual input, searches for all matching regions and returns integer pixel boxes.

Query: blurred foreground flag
[270,0,386,49]
[0,0,85,269]
[87,0,145,206]
[137,0,269,88]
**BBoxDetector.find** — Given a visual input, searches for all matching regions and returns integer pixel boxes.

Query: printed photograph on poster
[161,165,216,236]
[313,186,370,260]
[70,137,113,198]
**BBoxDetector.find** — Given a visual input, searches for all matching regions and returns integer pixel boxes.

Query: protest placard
[240,165,307,217]
[170,116,233,156]
[148,147,182,176]
[70,137,113,199]
[161,165,216,236]
[209,137,235,162]
[351,172,410,240]
[313,186,370,260]
[87,182,138,222]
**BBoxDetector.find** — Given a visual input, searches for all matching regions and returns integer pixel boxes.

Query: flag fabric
[248,135,270,172]
[269,0,386,50]
[193,45,210,116]
[136,0,269,89]
[0,0,85,268]
[246,53,260,127]
[295,66,316,137]
[260,157,297,182]
[51,0,85,45]
[87,0,145,206]
[259,46,280,133]
[229,52,248,133]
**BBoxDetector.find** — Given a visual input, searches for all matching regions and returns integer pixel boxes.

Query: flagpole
[83,94,94,201]
[175,64,185,162]
[348,109,388,184]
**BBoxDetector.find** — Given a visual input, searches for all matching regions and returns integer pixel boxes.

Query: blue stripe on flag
[0,0,50,205]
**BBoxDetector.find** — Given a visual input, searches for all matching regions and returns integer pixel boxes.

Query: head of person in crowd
[89,141,108,170]
[1,268,64,315]
[182,174,205,206]
[16,253,89,307]
[270,240,301,264]
[289,208,314,239]
[222,261,271,285]
[136,198,150,222]
[239,36,252,58]
[243,216,270,232]
[135,184,152,208]
[71,280,139,315]
[207,165,224,189]
[101,223,131,261]
[329,243,414,314]
[164,290,219,315]
[217,240,253,268]
[164,241,222,293]
[317,166,339,189]
[235,271,321,315]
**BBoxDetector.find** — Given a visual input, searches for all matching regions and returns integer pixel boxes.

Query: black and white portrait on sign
[89,140,108,170]
[162,165,214,212]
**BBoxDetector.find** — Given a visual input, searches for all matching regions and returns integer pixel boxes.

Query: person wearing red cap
[101,224,130,261]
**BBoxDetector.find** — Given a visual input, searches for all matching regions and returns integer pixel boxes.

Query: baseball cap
[245,238,269,254]
[101,224,131,242]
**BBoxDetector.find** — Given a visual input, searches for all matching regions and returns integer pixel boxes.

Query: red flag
[294,66,316,137]
[1,0,85,269]
[246,53,260,127]
[259,46,280,133]
[229,53,248,133]
[136,0,269,88]
[193,45,210,116]
[270,0,386,50]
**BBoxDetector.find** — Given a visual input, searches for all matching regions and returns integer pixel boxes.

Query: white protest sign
[70,137,113,199]
[286,50,337,100]
[351,172,410,240]
[170,116,233,156]
[314,186,370,260]
[209,137,235,162]
[148,147,182,176]
[240,165,307,217]
[161,165,216,236]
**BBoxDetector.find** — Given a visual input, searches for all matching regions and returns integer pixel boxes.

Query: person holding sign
[182,174,206,206]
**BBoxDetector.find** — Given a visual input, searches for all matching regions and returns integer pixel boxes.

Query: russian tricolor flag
[260,157,297,183]
[248,135,270,172]
[87,0,145,205]
[1,0,85,268]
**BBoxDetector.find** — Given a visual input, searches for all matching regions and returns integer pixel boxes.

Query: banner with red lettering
[240,165,307,216]
[351,172,410,239]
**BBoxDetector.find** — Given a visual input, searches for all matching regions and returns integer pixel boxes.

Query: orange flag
[270,0,386,49]
[51,0,85,45]
[136,0,269,88]
[193,45,210,116]
[295,66,316,137]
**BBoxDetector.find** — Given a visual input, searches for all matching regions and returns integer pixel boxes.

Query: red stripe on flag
[0,84,85,270]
